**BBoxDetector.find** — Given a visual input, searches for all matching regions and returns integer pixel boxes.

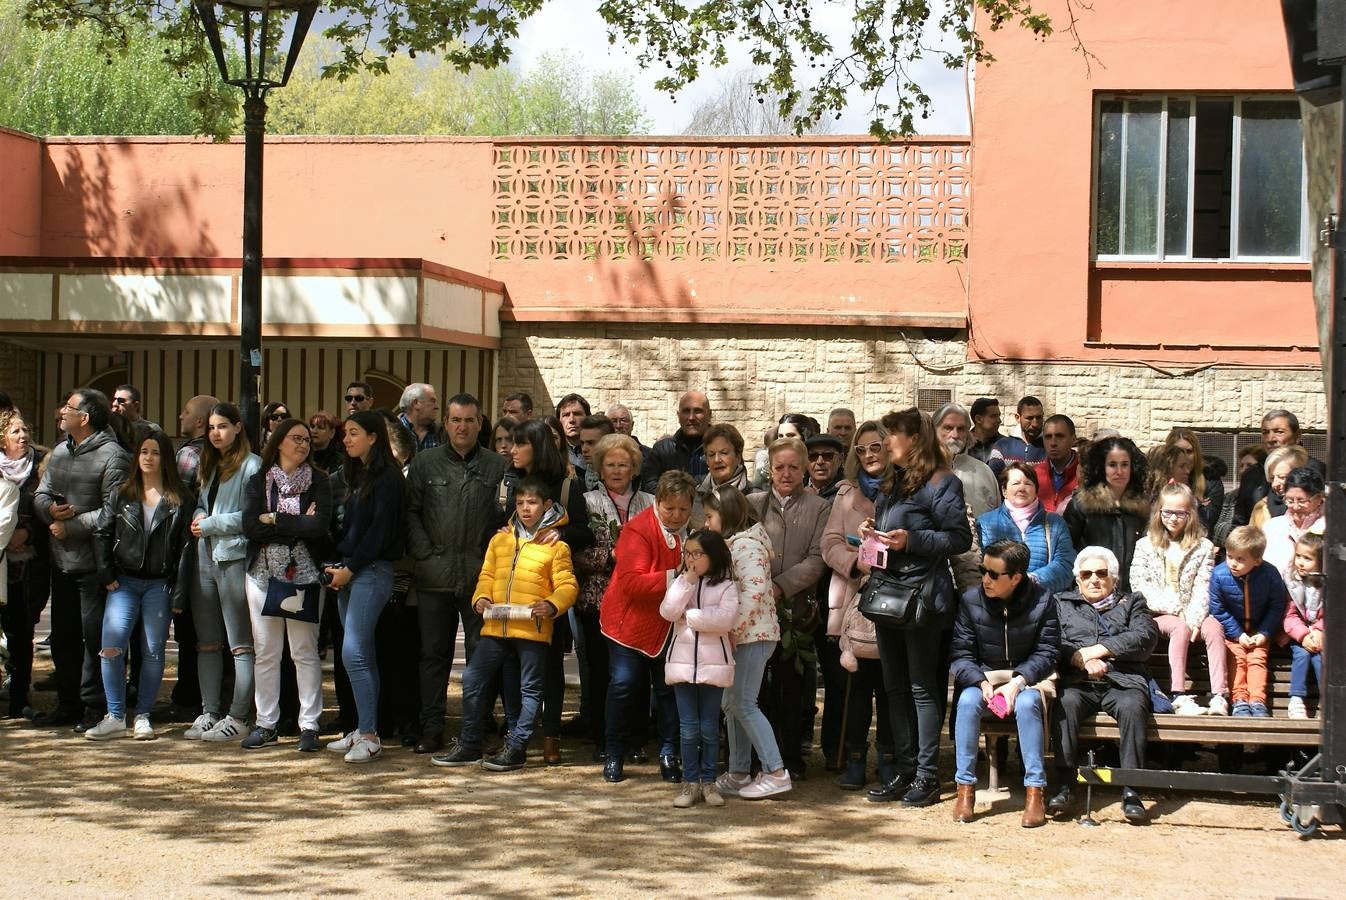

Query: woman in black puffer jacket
[1063,437,1149,593]
[859,408,972,808]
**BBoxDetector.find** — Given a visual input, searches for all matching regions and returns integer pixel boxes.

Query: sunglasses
[344,395,367,404]
[1078,569,1110,581]
[268,412,288,422]
[857,441,884,455]
[978,566,1012,580]
[808,451,837,461]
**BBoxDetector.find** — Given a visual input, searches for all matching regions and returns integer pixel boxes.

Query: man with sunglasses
[32,389,132,729]
[110,384,160,432]
[344,381,374,416]
[1049,545,1159,824]
[950,539,1059,827]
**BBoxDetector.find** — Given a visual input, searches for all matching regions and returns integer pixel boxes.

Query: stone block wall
[498,323,1326,457]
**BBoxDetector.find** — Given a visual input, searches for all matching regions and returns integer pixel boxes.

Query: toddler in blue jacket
[1208,527,1287,717]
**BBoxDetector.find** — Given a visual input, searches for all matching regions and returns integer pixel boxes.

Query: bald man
[176,394,219,487]
[641,390,712,492]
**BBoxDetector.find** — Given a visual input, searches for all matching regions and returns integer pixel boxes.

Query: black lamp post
[195,0,318,444]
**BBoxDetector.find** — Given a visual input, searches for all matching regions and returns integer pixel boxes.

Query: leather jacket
[94,492,194,606]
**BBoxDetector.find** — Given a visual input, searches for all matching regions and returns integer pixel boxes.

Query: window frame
[1090,92,1309,264]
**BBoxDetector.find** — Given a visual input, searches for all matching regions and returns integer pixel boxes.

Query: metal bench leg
[1079,749,1100,827]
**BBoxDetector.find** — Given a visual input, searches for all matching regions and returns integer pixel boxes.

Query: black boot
[866,770,916,803]
[874,746,897,785]
[1047,783,1073,815]
[838,750,868,791]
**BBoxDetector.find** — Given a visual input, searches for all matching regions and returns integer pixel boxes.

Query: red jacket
[1034,454,1079,514]
[600,506,682,657]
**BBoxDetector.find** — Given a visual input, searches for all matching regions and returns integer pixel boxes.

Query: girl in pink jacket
[1282,533,1325,720]
[660,529,740,808]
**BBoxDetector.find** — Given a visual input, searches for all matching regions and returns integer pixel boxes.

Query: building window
[1094,94,1307,262]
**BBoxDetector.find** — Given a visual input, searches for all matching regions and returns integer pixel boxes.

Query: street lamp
[195,1,319,444]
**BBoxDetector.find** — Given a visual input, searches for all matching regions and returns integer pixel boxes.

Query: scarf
[1007,499,1040,534]
[856,468,883,502]
[1089,592,1119,614]
[0,449,34,486]
[606,486,634,524]
[265,463,312,516]
[699,465,750,496]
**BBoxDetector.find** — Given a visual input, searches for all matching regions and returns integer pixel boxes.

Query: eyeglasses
[978,566,1012,580]
[344,395,367,404]
[808,451,837,461]
[1284,496,1320,508]
[286,434,311,445]
[1078,569,1110,581]
[682,549,706,560]
[857,441,884,456]
[1159,509,1190,520]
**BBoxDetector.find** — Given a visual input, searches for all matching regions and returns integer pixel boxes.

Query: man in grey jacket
[404,392,507,753]
[33,389,132,728]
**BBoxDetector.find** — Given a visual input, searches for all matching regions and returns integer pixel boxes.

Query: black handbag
[263,571,322,623]
[858,565,936,630]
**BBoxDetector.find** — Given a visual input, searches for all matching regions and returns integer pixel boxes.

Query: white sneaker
[1206,695,1230,717]
[84,714,127,741]
[715,772,754,798]
[1287,697,1309,720]
[201,714,247,742]
[133,714,155,740]
[738,770,793,800]
[183,713,219,739]
[1172,695,1207,717]
[344,736,383,763]
[327,729,363,753]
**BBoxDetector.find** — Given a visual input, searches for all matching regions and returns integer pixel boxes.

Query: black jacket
[1233,455,1325,527]
[873,469,973,619]
[1062,484,1149,593]
[337,465,406,574]
[93,491,194,607]
[950,578,1059,690]
[1054,588,1158,693]
[242,466,335,570]
[641,430,707,493]
[405,443,506,595]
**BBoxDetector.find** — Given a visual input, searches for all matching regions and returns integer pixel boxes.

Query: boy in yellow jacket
[431,477,578,772]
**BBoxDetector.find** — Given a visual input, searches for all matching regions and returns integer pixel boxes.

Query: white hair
[398,383,434,412]
[933,402,971,429]
[1074,546,1120,580]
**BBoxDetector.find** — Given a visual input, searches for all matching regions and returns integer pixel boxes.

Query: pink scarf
[1007,499,1040,534]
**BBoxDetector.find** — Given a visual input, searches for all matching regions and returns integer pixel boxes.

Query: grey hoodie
[34,428,132,575]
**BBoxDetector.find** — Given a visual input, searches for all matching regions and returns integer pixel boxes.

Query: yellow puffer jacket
[473,505,579,644]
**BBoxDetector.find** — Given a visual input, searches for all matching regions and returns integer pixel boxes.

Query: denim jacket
[195,454,263,563]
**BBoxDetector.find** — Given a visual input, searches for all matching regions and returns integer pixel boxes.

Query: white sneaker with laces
[327,729,363,753]
[1206,695,1230,717]
[183,713,219,740]
[85,714,127,741]
[1172,695,1207,717]
[715,772,754,797]
[133,714,155,740]
[201,714,247,742]
[738,770,793,800]
[344,736,383,763]
[1287,697,1309,720]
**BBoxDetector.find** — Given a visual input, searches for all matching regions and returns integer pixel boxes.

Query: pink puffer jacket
[659,573,740,688]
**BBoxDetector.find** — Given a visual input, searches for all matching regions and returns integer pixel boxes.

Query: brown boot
[953,783,976,823]
[1022,786,1047,828]
[543,737,562,766]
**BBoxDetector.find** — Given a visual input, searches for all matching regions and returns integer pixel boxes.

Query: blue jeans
[338,561,393,734]
[101,574,172,720]
[673,682,724,783]
[1290,642,1323,697]
[460,636,546,752]
[723,640,784,773]
[954,685,1047,788]
[604,640,677,759]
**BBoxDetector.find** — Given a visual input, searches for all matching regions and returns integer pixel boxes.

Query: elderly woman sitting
[1049,546,1159,824]
[949,539,1059,828]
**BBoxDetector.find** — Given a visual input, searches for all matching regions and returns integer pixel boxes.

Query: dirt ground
[2,659,1343,898]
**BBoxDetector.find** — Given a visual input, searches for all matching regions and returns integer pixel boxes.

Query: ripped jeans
[100,574,172,720]
[195,555,255,719]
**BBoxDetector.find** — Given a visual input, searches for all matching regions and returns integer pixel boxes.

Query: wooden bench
[979,645,1323,790]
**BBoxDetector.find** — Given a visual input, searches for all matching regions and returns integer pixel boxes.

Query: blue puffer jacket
[976,503,1077,595]
[1208,559,1287,640]
[950,579,1059,690]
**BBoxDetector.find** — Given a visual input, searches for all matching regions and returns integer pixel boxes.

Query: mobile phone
[988,693,1010,718]
[845,534,862,547]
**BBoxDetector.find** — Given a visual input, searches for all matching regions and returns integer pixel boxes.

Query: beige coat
[820,481,873,638]
[747,490,830,602]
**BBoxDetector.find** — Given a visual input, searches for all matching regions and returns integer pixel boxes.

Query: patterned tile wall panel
[492,142,969,265]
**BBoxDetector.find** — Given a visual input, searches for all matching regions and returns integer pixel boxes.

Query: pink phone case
[988,693,1010,718]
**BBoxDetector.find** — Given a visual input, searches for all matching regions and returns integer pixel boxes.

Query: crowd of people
[0,382,1329,825]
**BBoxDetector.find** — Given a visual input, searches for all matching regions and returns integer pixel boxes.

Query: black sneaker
[430,742,482,768]
[900,776,942,807]
[866,771,916,803]
[481,746,527,772]
[241,726,279,750]
[297,729,321,753]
